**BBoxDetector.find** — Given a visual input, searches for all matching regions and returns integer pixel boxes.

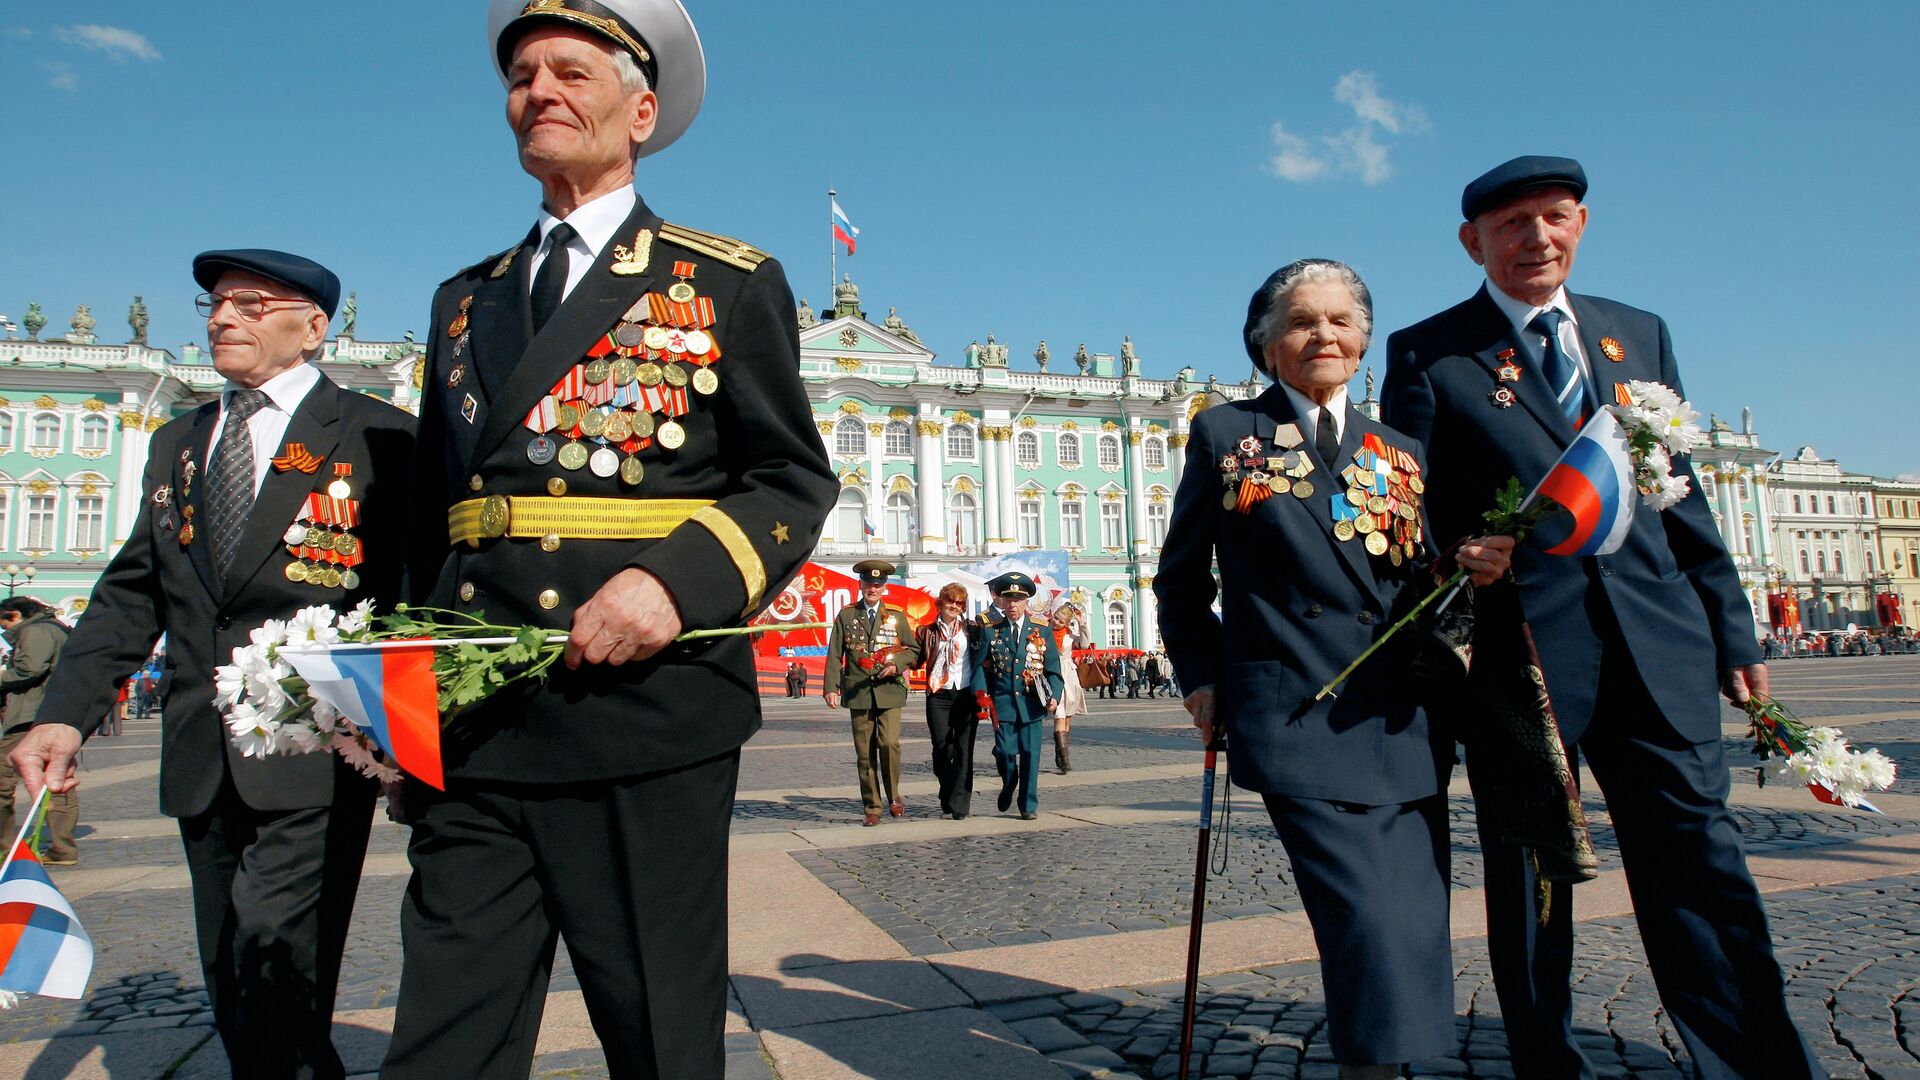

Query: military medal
[1365,531,1390,556]
[692,365,719,395]
[611,357,638,385]
[452,332,470,359]
[285,561,308,583]
[588,446,620,477]
[642,325,670,351]
[341,569,361,590]
[656,419,685,450]
[527,435,557,465]
[684,330,712,355]
[1273,423,1304,449]
[614,324,644,349]
[662,362,688,389]
[584,358,612,385]
[666,261,698,304]
[327,464,352,500]
[579,408,609,438]
[448,296,473,338]
[558,441,590,470]
[1489,386,1517,408]
[1600,337,1625,362]
[333,534,359,558]
[630,411,655,439]
[604,411,634,442]
[461,393,479,424]
[610,227,653,276]
[448,364,467,389]
[635,361,664,386]
[1497,361,1521,383]
[619,455,645,486]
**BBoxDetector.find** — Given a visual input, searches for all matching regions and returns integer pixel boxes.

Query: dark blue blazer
[970,613,1063,727]
[1154,385,1448,806]
[1382,287,1760,744]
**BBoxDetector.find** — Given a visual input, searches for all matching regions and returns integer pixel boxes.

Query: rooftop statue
[23,302,45,341]
[1033,339,1050,371]
[1173,365,1195,394]
[1073,343,1091,374]
[340,291,358,338]
[68,304,97,344]
[1121,336,1139,376]
[128,296,149,345]
[833,274,862,319]
[1710,412,1733,433]
[796,297,816,329]
[882,306,922,345]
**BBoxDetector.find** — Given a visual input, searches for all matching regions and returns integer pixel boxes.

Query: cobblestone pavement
[991,875,1920,1080]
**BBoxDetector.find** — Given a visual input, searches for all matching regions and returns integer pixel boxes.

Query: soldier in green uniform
[823,559,921,826]
[971,572,1064,820]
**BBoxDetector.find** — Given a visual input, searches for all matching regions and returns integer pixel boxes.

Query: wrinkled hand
[1456,535,1516,587]
[1720,662,1769,707]
[976,690,998,730]
[824,691,842,709]
[1183,687,1216,746]
[9,724,83,797]
[565,567,683,669]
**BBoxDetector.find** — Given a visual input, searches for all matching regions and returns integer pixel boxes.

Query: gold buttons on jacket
[538,589,560,610]
[468,474,484,492]
[547,477,568,497]
[458,582,476,602]
[540,534,561,552]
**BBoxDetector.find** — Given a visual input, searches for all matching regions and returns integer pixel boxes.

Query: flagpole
[828,187,837,300]
[2,787,49,876]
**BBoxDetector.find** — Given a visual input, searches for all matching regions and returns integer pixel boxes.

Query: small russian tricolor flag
[1526,409,1637,558]
[831,197,859,255]
[0,790,94,1000]
[279,641,445,789]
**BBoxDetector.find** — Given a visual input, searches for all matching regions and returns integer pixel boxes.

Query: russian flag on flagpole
[0,789,94,1000]
[279,641,445,789]
[1524,408,1638,558]
[831,197,859,255]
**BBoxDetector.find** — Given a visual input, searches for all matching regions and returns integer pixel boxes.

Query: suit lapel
[1466,287,1573,451]
[469,200,666,468]
[221,376,344,604]
[1569,293,1652,406]
[1254,386,1382,606]
[467,228,537,402]
[177,405,221,599]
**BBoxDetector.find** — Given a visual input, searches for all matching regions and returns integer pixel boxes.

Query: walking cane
[1177,727,1228,1080]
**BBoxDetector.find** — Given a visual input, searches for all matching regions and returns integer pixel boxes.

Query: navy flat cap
[192,249,341,319]
[1461,156,1587,222]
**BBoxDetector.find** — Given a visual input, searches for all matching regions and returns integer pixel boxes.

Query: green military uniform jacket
[824,602,921,711]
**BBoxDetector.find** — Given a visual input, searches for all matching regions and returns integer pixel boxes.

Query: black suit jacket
[1382,286,1760,743]
[409,196,836,782]
[1155,385,1446,805]
[39,373,418,816]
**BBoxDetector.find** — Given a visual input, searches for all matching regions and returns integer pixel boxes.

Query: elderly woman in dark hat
[1155,259,1511,1077]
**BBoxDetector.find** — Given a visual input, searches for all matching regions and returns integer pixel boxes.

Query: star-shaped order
[770,521,791,545]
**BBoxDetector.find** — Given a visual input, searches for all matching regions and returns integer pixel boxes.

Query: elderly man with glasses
[10,248,417,1079]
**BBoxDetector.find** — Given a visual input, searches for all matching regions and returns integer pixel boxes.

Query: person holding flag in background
[1382,155,1824,1079]
[8,247,417,1078]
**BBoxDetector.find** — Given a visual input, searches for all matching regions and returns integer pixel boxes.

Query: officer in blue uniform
[971,572,1063,820]
[1382,156,1822,1080]
[1157,259,1511,1078]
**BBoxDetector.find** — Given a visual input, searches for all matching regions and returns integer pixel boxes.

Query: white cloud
[43,60,77,90]
[54,24,161,62]
[1265,71,1429,187]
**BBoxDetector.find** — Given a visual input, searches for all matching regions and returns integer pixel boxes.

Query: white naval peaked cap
[488,0,707,159]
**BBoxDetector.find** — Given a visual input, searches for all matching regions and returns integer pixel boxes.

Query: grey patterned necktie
[207,388,270,581]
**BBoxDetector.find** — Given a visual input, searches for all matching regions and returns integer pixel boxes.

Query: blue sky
[2,2,1915,475]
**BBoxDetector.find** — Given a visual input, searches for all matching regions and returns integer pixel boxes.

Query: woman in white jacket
[1047,603,1093,772]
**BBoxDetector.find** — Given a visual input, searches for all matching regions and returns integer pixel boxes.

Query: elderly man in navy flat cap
[11,248,417,1079]
[1382,157,1823,1079]
[384,1,834,1077]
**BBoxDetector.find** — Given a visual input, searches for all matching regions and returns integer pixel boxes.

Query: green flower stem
[675,622,828,641]
[1314,569,1468,701]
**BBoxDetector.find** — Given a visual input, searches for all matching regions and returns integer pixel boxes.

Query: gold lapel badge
[1497,361,1522,383]
[1600,337,1626,362]
[611,228,654,276]
[491,248,520,279]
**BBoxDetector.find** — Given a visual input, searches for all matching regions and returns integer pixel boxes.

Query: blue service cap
[191,249,341,319]
[1460,156,1587,222]
[988,572,1037,598]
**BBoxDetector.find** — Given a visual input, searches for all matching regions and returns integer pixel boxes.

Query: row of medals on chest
[282,471,364,588]
[450,265,722,487]
[1218,428,1426,565]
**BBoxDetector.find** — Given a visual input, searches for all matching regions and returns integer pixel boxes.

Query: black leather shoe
[998,776,1015,813]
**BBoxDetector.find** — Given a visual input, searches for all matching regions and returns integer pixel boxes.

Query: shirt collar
[224,361,321,416]
[1486,280,1576,337]
[536,186,638,264]
[1278,381,1349,437]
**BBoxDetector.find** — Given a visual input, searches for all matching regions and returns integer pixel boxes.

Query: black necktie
[530,222,577,334]
[208,388,270,583]
[1314,405,1341,466]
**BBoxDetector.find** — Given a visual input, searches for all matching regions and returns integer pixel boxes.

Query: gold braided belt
[449,495,715,547]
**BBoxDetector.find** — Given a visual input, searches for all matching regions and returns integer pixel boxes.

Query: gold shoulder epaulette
[658,223,770,272]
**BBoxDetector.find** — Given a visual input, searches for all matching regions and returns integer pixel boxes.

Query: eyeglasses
[195,290,313,320]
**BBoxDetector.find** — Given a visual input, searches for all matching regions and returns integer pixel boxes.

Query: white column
[1716,469,1742,554]
[866,421,885,549]
[1127,428,1149,555]
[1753,475,1775,566]
[113,394,153,541]
[916,415,946,555]
[994,426,1018,553]
[1169,429,1189,492]
[1135,577,1158,651]
[981,430,1002,549]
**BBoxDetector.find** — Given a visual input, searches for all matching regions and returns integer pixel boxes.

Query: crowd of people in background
[1766,628,1916,658]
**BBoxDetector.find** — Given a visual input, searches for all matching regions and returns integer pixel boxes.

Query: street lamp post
[2,562,36,597]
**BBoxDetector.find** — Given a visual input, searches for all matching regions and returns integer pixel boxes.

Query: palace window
[1792,494,1803,513]
[1859,496,1869,516]
[1017,496,1042,547]
[834,488,867,541]
[1098,434,1122,469]
[1105,601,1130,649]
[1148,500,1169,547]
[72,493,105,552]
[948,492,978,550]
[834,417,867,457]
[1015,431,1039,467]
[884,421,913,457]
[1060,498,1085,549]
[0,490,10,548]
[945,425,975,460]
[1833,550,1844,576]
[1738,478,1750,500]
[78,415,110,452]
[29,413,60,451]
[1100,500,1125,549]
[1700,474,1714,499]
[24,493,56,550]
[1816,550,1828,574]
[0,413,13,452]
[1827,495,1837,514]
[1057,432,1081,468]
[883,492,913,545]
[1800,549,1810,574]
[1143,437,1166,470]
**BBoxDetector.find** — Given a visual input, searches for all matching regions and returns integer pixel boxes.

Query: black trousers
[178,765,375,1080]
[1477,623,1823,1080]
[924,689,978,817]
[382,749,740,1080]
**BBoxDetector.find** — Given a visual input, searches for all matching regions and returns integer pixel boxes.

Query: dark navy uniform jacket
[970,613,1063,727]
[1155,383,1447,807]
[408,196,836,783]
[1382,286,1759,744]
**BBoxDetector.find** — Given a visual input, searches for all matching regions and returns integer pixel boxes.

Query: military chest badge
[283,471,365,590]
[1331,434,1424,567]
[1496,360,1522,383]
[490,247,520,279]
[1600,337,1625,362]
[611,228,654,276]
[1489,386,1517,409]
[271,442,324,474]
[447,295,473,338]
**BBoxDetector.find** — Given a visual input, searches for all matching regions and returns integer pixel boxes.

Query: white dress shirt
[1279,382,1350,445]
[1485,281,1593,385]
[209,362,323,496]
[529,186,638,304]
